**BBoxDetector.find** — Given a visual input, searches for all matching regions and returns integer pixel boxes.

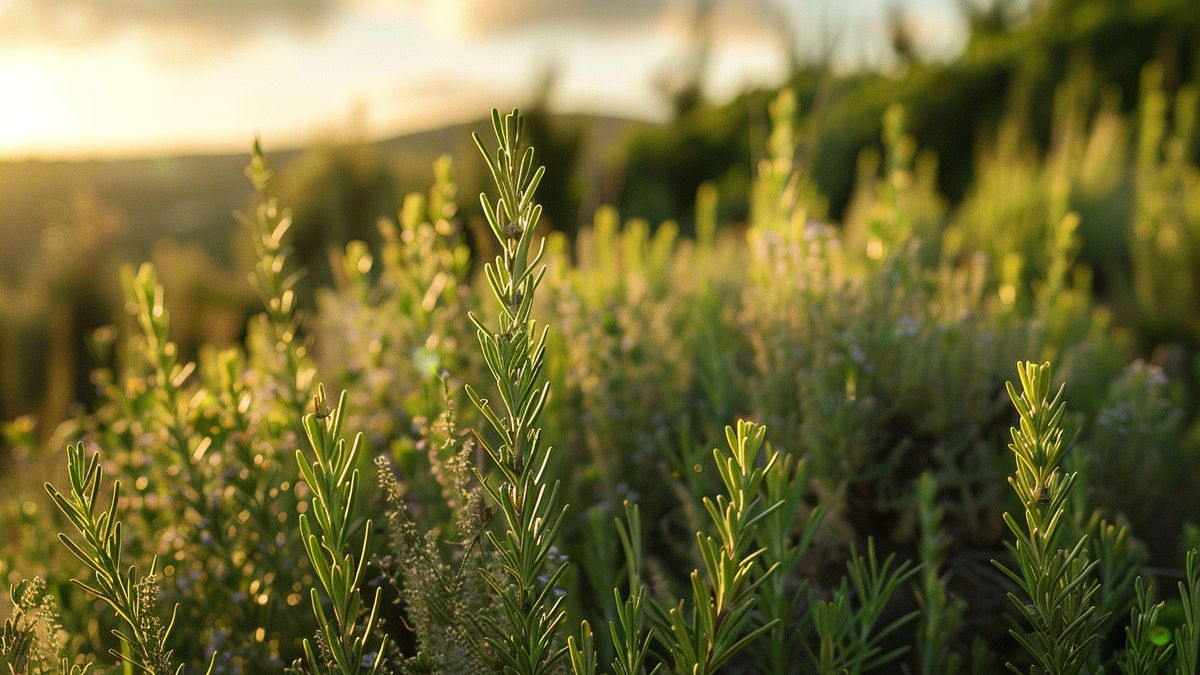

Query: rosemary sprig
[466,108,567,674]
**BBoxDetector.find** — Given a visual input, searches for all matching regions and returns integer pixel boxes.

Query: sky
[0,0,965,159]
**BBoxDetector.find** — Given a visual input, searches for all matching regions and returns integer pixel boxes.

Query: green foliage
[994,362,1104,674]
[1086,364,1187,551]
[466,109,567,674]
[242,136,317,416]
[618,0,1200,227]
[14,139,320,670]
[293,386,386,674]
[0,578,87,675]
[811,540,919,674]
[914,472,964,675]
[1120,578,1170,674]
[1176,551,1200,675]
[605,589,656,675]
[374,404,494,674]
[604,503,656,675]
[651,421,781,674]
[755,450,825,674]
[5,93,1200,675]
[44,444,207,674]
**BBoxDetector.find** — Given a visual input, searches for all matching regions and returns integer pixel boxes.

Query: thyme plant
[0,578,86,674]
[374,401,494,673]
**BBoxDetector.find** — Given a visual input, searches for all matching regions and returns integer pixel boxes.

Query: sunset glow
[0,0,963,159]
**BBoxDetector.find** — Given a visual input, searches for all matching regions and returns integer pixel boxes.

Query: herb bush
[1,102,1199,673]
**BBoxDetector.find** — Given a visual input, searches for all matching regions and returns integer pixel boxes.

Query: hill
[0,113,643,281]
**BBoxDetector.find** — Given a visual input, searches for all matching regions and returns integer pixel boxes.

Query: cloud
[407,0,673,37]
[0,0,792,59]
[0,0,685,45]
[409,0,790,55]
[0,0,340,46]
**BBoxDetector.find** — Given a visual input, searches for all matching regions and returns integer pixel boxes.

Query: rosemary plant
[293,386,385,674]
[914,471,963,675]
[1120,577,1171,674]
[608,503,657,675]
[1088,515,1144,658]
[240,136,316,418]
[755,449,825,675]
[8,90,1200,675]
[810,539,919,674]
[91,143,318,667]
[654,420,783,674]
[1119,549,1200,675]
[994,361,1104,674]
[466,108,567,673]
[44,443,212,674]
[1177,550,1200,675]
[565,622,597,675]
[121,263,213,521]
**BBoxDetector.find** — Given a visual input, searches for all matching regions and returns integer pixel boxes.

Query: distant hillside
[0,113,643,281]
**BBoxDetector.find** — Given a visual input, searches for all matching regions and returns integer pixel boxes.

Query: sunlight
[0,64,46,151]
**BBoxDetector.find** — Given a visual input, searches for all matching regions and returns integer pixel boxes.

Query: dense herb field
[3,90,1200,673]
